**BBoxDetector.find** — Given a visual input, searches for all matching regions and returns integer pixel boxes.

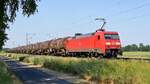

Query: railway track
[116,56,150,61]
[75,55,150,62]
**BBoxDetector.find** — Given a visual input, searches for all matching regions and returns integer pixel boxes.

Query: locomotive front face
[104,32,122,56]
[95,31,122,57]
[104,33,121,49]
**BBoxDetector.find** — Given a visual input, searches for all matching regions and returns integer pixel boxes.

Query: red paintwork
[66,31,121,54]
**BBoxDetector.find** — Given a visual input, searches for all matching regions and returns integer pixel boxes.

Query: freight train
[8,18,123,58]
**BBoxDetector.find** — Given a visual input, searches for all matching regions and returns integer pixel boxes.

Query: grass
[2,52,150,84]
[0,61,19,84]
[0,61,12,84]
[123,52,150,58]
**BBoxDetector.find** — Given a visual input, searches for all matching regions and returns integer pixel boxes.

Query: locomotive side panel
[66,35,95,53]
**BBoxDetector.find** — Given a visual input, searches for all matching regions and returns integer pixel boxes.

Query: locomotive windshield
[105,34,119,40]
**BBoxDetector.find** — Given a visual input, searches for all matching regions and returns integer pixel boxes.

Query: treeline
[123,43,150,51]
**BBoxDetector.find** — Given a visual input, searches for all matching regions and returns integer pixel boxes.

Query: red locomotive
[66,30,122,57]
[8,18,122,58]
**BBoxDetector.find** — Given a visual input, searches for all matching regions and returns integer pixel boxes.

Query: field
[0,52,150,84]
[123,52,150,58]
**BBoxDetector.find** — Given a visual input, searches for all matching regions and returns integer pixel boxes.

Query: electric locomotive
[66,18,122,57]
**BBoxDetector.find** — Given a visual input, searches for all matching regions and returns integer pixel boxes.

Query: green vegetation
[123,43,150,51]
[0,57,22,84]
[0,61,13,84]
[2,52,150,84]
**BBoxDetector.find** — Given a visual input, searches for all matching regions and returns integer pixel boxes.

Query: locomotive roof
[96,30,118,34]
[104,31,119,34]
[74,31,119,39]
[74,32,95,39]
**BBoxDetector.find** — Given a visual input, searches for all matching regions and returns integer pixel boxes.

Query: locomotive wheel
[112,52,117,58]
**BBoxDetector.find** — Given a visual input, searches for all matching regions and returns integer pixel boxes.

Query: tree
[123,44,138,51]
[131,44,138,51]
[139,43,144,51]
[123,43,150,51]
[0,0,40,50]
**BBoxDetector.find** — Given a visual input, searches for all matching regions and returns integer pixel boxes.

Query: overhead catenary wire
[110,13,150,29]
[107,1,150,19]
[104,1,150,29]
[65,1,150,31]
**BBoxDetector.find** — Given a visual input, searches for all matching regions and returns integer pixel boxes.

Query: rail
[116,56,150,61]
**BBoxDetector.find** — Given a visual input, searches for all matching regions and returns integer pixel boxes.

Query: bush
[43,59,146,83]
[0,61,13,84]
[19,56,26,61]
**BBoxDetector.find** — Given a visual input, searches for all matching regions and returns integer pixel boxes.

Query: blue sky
[5,0,150,48]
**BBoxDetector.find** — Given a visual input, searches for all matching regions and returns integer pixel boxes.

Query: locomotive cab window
[105,34,119,40]
[98,35,100,40]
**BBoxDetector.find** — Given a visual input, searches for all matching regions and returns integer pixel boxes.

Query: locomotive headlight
[106,42,111,45]
[116,42,121,45]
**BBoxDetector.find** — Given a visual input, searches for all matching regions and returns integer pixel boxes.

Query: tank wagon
[8,18,122,58]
